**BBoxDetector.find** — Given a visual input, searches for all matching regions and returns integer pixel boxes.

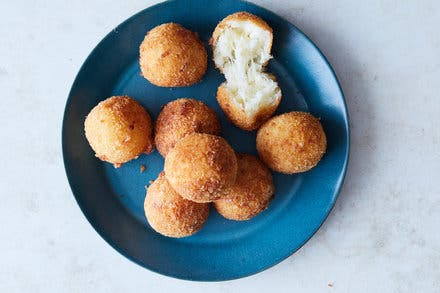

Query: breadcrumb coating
[155,98,221,157]
[164,133,238,203]
[256,112,327,174]
[215,154,274,220]
[84,96,154,167]
[140,23,207,87]
[144,172,210,238]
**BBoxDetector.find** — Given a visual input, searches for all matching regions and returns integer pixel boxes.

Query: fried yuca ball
[155,98,221,157]
[211,12,281,130]
[214,154,274,221]
[84,96,154,168]
[256,112,327,174]
[144,172,210,238]
[164,133,238,203]
[139,23,207,87]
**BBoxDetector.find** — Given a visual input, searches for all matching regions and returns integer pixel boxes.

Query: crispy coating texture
[164,133,238,203]
[139,23,207,87]
[144,172,210,238]
[211,12,273,64]
[155,98,221,157]
[216,79,281,131]
[256,112,327,174]
[214,154,274,220]
[84,96,154,167]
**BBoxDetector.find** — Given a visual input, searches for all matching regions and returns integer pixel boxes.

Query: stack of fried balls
[83,12,327,238]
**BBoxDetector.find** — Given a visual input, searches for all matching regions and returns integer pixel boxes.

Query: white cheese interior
[213,20,281,116]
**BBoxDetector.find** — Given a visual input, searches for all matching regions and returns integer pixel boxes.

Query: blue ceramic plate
[63,0,349,281]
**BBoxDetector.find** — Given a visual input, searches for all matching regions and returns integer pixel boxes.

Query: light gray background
[1,0,439,292]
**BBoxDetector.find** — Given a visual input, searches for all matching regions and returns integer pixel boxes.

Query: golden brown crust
[144,172,210,238]
[84,96,154,167]
[214,154,274,220]
[155,98,221,157]
[216,82,281,131]
[256,112,327,174]
[139,23,207,87]
[164,133,238,203]
[211,12,273,60]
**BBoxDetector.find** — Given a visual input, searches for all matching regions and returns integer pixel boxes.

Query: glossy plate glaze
[62,0,349,281]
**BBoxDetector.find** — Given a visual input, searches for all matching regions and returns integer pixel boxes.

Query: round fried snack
[211,12,281,130]
[256,112,327,174]
[144,172,209,238]
[164,133,238,203]
[155,98,221,157]
[139,23,207,87]
[214,154,274,221]
[84,96,154,168]
[216,76,281,131]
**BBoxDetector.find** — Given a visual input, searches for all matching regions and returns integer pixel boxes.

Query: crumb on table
[140,164,146,173]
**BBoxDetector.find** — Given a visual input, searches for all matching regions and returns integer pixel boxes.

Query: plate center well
[103,57,308,241]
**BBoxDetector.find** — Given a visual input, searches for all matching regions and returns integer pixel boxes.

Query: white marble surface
[1,0,440,292]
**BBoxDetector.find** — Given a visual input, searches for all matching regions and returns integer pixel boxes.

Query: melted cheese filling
[213,21,281,116]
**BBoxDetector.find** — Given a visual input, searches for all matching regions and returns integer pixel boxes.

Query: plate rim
[62,0,350,281]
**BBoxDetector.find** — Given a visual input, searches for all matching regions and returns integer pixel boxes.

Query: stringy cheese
[213,20,281,116]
